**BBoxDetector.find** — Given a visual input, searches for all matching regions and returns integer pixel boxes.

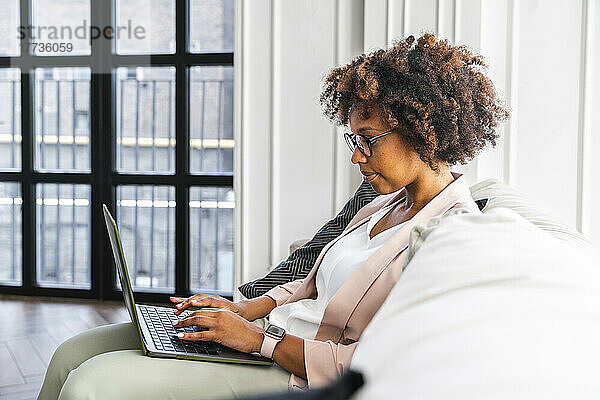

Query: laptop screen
[102,204,141,328]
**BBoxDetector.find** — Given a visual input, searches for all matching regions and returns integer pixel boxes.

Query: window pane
[189,0,234,53]
[115,0,175,54]
[0,0,20,56]
[35,67,91,172]
[32,0,91,56]
[117,185,175,291]
[36,183,91,288]
[0,182,22,285]
[189,66,234,174]
[116,67,175,173]
[0,69,21,171]
[189,187,234,294]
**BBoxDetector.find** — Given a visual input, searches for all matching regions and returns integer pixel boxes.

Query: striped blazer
[238,182,378,298]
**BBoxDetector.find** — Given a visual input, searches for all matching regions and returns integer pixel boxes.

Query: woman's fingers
[174,311,217,329]
[170,294,221,315]
[173,304,189,315]
[172,309,263,353]
[177,330,214,341]
[170,296,193,313]
[169,296,187,303]
[189,297,228,310]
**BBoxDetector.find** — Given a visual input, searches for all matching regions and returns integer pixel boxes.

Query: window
[0,0,235,301]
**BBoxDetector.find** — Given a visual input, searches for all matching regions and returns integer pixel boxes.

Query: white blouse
[268,194,408,340]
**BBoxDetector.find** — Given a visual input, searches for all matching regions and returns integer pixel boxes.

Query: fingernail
[176,303,182,308]
[177,333,185,338]
[172,321,178,326]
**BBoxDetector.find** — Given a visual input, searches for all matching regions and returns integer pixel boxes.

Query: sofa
[350,179,599,398]
[240,178,599,399]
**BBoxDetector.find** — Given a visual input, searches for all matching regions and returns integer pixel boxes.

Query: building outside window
[0,0,235,301]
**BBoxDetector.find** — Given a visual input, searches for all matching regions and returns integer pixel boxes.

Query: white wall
[235,0,600,292]
[587,0,600,246]
[235,0,365,291]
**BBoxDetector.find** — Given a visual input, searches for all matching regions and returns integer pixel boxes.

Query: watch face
[265,324,285,338]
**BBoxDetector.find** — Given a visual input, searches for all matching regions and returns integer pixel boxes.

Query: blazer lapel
[315,174,472,342]
[281,192,404,303]
[341,189,407,236]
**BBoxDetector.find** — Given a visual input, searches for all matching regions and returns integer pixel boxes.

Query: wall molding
[235,0,600,296]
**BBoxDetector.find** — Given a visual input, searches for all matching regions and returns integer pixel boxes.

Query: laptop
[102,204,272,365]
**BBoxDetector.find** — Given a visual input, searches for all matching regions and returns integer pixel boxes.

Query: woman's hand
[174,308,308,378]
[170,294,277,321]
[172,309,264,354]
[170,294,249,319]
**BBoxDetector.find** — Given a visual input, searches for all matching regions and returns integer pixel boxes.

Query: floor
[0,295,129,400]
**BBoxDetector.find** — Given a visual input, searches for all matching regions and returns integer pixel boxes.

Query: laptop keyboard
[139,304,222,356]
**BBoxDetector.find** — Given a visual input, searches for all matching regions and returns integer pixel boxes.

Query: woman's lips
[361,171,379,183]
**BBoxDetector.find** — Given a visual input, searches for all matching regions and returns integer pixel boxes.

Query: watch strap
[260,332,282,359]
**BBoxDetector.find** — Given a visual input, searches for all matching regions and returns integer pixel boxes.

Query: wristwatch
[260,323,286,359]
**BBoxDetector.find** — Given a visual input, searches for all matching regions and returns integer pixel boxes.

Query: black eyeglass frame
[343,128,397,158]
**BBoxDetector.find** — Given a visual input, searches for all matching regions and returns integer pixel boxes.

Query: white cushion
[405,178,591,265]
[351,208,600,399]
[469,178,590,248]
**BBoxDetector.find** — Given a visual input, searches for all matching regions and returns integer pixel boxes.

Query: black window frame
[0,0,235,302]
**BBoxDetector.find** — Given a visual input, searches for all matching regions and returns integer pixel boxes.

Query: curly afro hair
[320,33,510,170]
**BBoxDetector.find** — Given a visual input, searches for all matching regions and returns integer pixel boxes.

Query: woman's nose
[351,147,367,164]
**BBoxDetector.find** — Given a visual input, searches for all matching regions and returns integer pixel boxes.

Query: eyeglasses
[343,128,397,158]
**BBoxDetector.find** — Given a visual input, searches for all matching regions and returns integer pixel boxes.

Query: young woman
[38,33,509,400]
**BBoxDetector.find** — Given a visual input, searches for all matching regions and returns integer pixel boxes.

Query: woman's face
[348,106,423,194]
